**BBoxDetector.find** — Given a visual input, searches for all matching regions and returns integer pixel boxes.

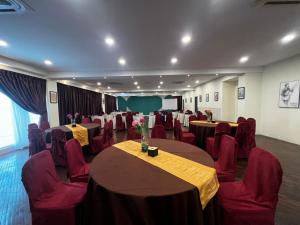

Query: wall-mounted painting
[238,87,245,99]
[214,92,219,101]
[199,95,202,102]
[279,80,300,108]
[49,91,57,103]
[206,94,209,102]
[190,97,192,103]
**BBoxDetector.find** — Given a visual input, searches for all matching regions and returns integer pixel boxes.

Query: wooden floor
[0,130,299,225]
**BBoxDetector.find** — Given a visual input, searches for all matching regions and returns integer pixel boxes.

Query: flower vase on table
[205,110,213,123]
[132,116,149,152]
[67,113,79,127]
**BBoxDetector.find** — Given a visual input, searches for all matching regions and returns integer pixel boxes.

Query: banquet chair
[22,150,87,225]
[82,117,91,124]
[247,118,257,149]
[127,127,141,140]
[51,129,67,167]
[93,118,101,127]
[235,122,251,159]
[218,148,282,225]
[189,115,197,122]
[206,122,232,159]
[39,121,50,132]
[151,125,167,139]
[196,111,203,120]
[116,114,125,131]
[91,122,112,154]
[198,115,208,121]
[237,116,246,124]
[28,128,49,156]
[28,123,38,138]
[126,114,133,128]
[65,139,90,183]
[215,135,237,182]
[154,114,162,125]
[174,121,196,145]
[164,113,173,130]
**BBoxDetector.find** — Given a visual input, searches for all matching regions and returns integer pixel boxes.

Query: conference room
[0,1,299,225]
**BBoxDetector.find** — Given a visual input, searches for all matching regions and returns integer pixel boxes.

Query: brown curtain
[105,94,117,114]
[0,69,48,121]
[57,83,103,125]
[174,96,183,111]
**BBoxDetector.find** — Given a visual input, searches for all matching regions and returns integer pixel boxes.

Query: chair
[126,114,133,128]
[82,117,90,124]
[29,128,47,156]
[28,123,38,139]
[215,135,237,182]
[65,139,89,183]
[116,114,125,131]
[151,125,167,139]
[164,113,173,130]
[39,121,50,132]
[51,129,67,167]
[91,122,112,154]
[21,150,87,225]
[155,114,162,125]
[237,116,246,124]
[198,115,208,121]
[196,111,203,120]
[206,122,232,159]
[235,122,251,159]
[127,127,141,140]
[189,115,197,122]
[218,148,283,225]
[93,118,101,127]
[174,122,196,145]
[247,118,256,150]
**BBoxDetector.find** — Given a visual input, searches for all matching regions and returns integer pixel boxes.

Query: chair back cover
[237,116,246,124]
[155,114,162,125]
[93,118,101,126]
[22,150,60,205]
[213,122,232,149]
[39,121,50,132]
[127,127,142,140]
[243,148,283,208]
[126,114,133,128]
[164,112,173,129]
[28,123,38,138]
[247,118,256,149]
[151,125,167,139]
[51,129,67,166]
[116,114,125,130]
[82,117,90,124]
[65,139,87,177]
[198,115,207,121]
[235,122,250,158]
[29,128,46,156]
[173,119,180,140]
[197,111,203,120]
[189,115,197,122]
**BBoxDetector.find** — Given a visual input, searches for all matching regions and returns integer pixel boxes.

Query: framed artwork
[49,91,57,103]
[238,87,245,99]
[190,97,192,103]
[185,98,187,103]
[214,92,219,101]
[206,93,209,102]
[199,95,202,102]
[279,80,300,108]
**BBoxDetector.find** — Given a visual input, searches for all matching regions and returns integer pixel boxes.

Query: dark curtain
[0,69,48,121]
[105,94,117,114]
[174,96,183,111]
[57,83,103,125]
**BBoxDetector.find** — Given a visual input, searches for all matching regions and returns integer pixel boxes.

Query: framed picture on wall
[49,91,57,103]
[190,97,192,103]
[238,87,245,99]
[199,95,202,102]
[206,94,209,102]
[214,92,219,101]
[279,80,300,108]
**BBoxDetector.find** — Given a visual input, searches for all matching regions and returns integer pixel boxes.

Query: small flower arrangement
[132,116,145,134]
[205,110,213,122]
[66,113,80,127]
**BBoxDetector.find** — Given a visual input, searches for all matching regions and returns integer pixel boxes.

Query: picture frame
[214,92,219,101]
[49,91,57,103]
[206,93,209,102]
[238,87,245,100]
[278,80,300,108]
[199,95,202,102]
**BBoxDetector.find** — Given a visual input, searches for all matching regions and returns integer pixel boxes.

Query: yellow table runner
[190,120,238,128]
[113,140,219,209]
[65,124,89,146]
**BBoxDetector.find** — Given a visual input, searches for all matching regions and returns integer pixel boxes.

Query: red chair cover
[51,129,67,167]
[65,139,89,183]
[116,114,125,131]
[122,113,127,116]
[21,150,87,225]
[247,118,256,149]
[28,123,38,139]
[196,111,203,120]
[151,125,167,139]
[127,127,141,140]
[235,122,251,159]
[91,122,112,154]
[29,128,47,156]
[175,122,195,145]
[218,148,283,225]
[206,122,232,159]
[82,117,90,124]
[126,114,133,128]
[39,121,50,132]
[215,135,237,182]
[237,116,246,124]
[164,113,173,130]
[155,114,162,125]
[173,119,180,140]
[189,115,197,122]
[93,118,101,126]
[198,115,207,121]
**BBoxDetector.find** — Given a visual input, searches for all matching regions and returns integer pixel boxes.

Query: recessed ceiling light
[239,56,249,63]
[134,81,138,85]
[104,76,107,79]
[82,85,87,89]
[72,77,76,80]
[181,34,192,45]
[105,36,115,46]
[280,33,297,44]
[187,85,191,88]
[107,86,111,89]
[44,60,53,66]
[187,74,190,77]
[119,58,126,65]
[137,86,140,89]
[0,40,8,47]
[216,73,219,76]
[97,82,101,86]
[195,80,199,84]
[171,57,178,64]
[95,89,99,92]
[174,91,177,94]
[160,81,163,85]
[160,75,162,78]
[158,85,161,88]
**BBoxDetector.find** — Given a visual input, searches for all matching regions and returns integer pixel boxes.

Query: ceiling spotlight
[134,81,138,85]
[72,77,76,80]
[239,56,249,63]
[160,75,162,78]
[95,89,100,92]
[171,57,178,64]
[280,33,297,44]
[181,34,192,45]
[216,73,219,76]
[195,80,199,84]
[97,82,101,86]
[174,91,177,94]
[137,86,140,89]
[107,86,111,89]
[160,81,163,85]
[187,74,190,77]
[82,85,87,89]
[187,85,191,88]
[158,85,161,88]
[44,60,53,66]
[105,36,115,46]
[0,40,8,47]
[119,58,126,65]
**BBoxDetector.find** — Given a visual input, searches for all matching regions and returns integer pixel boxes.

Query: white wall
[46,80,60,127]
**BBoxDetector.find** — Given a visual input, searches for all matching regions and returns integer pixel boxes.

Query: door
[194,96,198,112]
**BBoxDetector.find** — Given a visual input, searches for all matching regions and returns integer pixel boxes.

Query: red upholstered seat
[21,150,87,225]
[214,135,237,182]
[82,117,91,124]
[218,148,282,225]
[235,122,251,159]
[116,114,125,131]
[206,122,232,159]
[247,118,256,150]
[164,113,173,130]
[174,121,195,145]
[151,125,167,139]
[196,111,203,120]
[155,114,162,125]
[51,129,67,167]
[65,139,89,183]
[91,122,113,154]
[39,121,50,132]
[237,116,246,124]
[127,127,141,140]
[93,118,101,126]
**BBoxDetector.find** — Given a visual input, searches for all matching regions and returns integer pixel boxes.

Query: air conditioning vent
[172,81,185,84]
[0,0,27,14]
[257,0,300,5]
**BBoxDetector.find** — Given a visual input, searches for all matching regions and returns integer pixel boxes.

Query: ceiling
[0,0,300,93]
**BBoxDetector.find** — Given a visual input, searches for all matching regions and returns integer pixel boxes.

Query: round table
[85,139,221,225]
[189,120,238,149]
